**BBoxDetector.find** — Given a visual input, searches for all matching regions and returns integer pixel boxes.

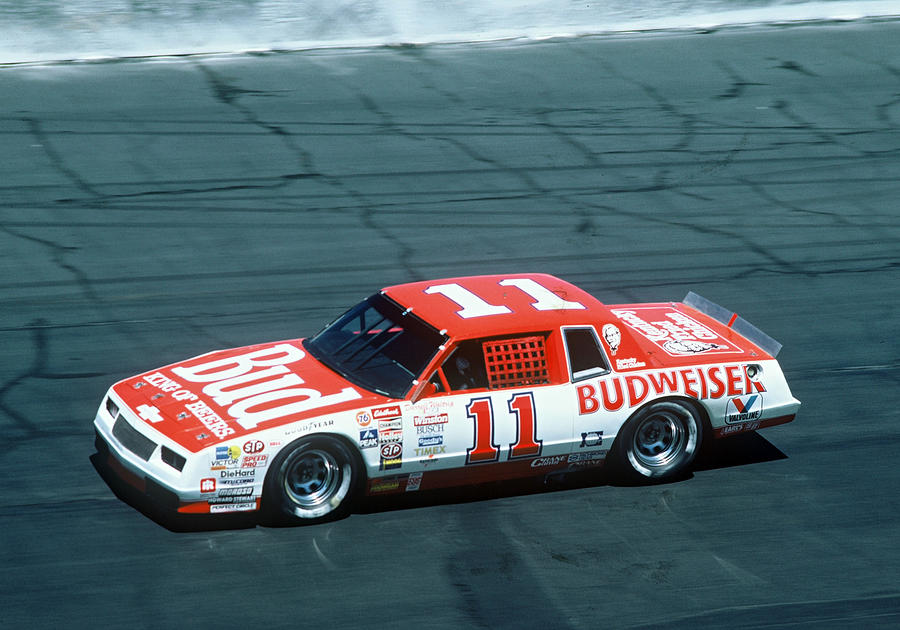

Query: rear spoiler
[683,292,783,357]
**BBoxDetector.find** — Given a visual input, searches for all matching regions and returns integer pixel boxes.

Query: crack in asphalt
[23,116,101,198]
[715,61,768,100]
[0,224,102,304]
[194,60,424,282]
[0,319,103,440]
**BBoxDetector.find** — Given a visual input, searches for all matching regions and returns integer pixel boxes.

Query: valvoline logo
[725,395,763,424]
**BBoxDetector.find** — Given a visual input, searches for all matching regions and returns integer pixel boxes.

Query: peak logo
[725,395,763,424]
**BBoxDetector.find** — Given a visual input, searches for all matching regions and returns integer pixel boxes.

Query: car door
[403,334,574,480]
[562,325,617,467]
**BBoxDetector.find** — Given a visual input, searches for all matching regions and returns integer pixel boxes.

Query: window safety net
[482,336,549,389]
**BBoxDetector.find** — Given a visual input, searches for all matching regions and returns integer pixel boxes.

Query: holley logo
[725,395,763,424]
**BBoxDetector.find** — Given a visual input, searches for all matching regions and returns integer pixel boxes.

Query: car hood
[112,339,386,452]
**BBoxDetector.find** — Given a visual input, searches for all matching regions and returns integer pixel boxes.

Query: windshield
[304,293,446,398]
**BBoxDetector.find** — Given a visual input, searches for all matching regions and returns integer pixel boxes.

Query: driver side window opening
[430,334,551,393]
[442,340,490,391]
[563,326,610,381]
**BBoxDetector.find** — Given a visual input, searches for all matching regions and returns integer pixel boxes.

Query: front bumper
[93,393,259,515]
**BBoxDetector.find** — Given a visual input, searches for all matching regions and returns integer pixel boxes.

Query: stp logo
[243,440,264,454]
[200,478,216,493]
[380,443,402,459]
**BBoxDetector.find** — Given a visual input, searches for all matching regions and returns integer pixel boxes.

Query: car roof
[381,273,612,339]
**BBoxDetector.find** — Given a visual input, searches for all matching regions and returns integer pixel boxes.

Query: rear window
[563,327,609,381]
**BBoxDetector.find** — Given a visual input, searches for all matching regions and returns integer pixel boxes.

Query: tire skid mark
[446,506,577,630]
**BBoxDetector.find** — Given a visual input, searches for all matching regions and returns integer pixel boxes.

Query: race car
[93,273,800,524]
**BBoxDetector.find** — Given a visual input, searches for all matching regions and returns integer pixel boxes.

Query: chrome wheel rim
[629,402,697,475]
[283,448,343,511]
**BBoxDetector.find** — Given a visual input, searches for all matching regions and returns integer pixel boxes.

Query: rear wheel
[263,435,360,525]
[615,400,702,481]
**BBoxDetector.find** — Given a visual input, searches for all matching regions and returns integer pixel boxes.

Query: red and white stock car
[94,274,800,524]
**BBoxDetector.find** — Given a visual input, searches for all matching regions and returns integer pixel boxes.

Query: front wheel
[614,400,703,482]
[262,436,360,525]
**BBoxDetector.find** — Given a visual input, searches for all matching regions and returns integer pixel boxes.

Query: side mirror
[410,380,438,404]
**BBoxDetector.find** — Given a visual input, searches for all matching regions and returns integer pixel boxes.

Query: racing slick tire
[614,399,703,482]
[262,435,361,525]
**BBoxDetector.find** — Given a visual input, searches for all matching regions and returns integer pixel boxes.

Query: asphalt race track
[2,21,899,629]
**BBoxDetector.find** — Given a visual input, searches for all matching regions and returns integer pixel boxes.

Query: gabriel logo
[380,443,402,459]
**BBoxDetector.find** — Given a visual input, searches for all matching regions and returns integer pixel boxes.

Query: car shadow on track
[694,430,788,472]
[90,431,787,532]
[361,432,788,513]
[89,452,259,533]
